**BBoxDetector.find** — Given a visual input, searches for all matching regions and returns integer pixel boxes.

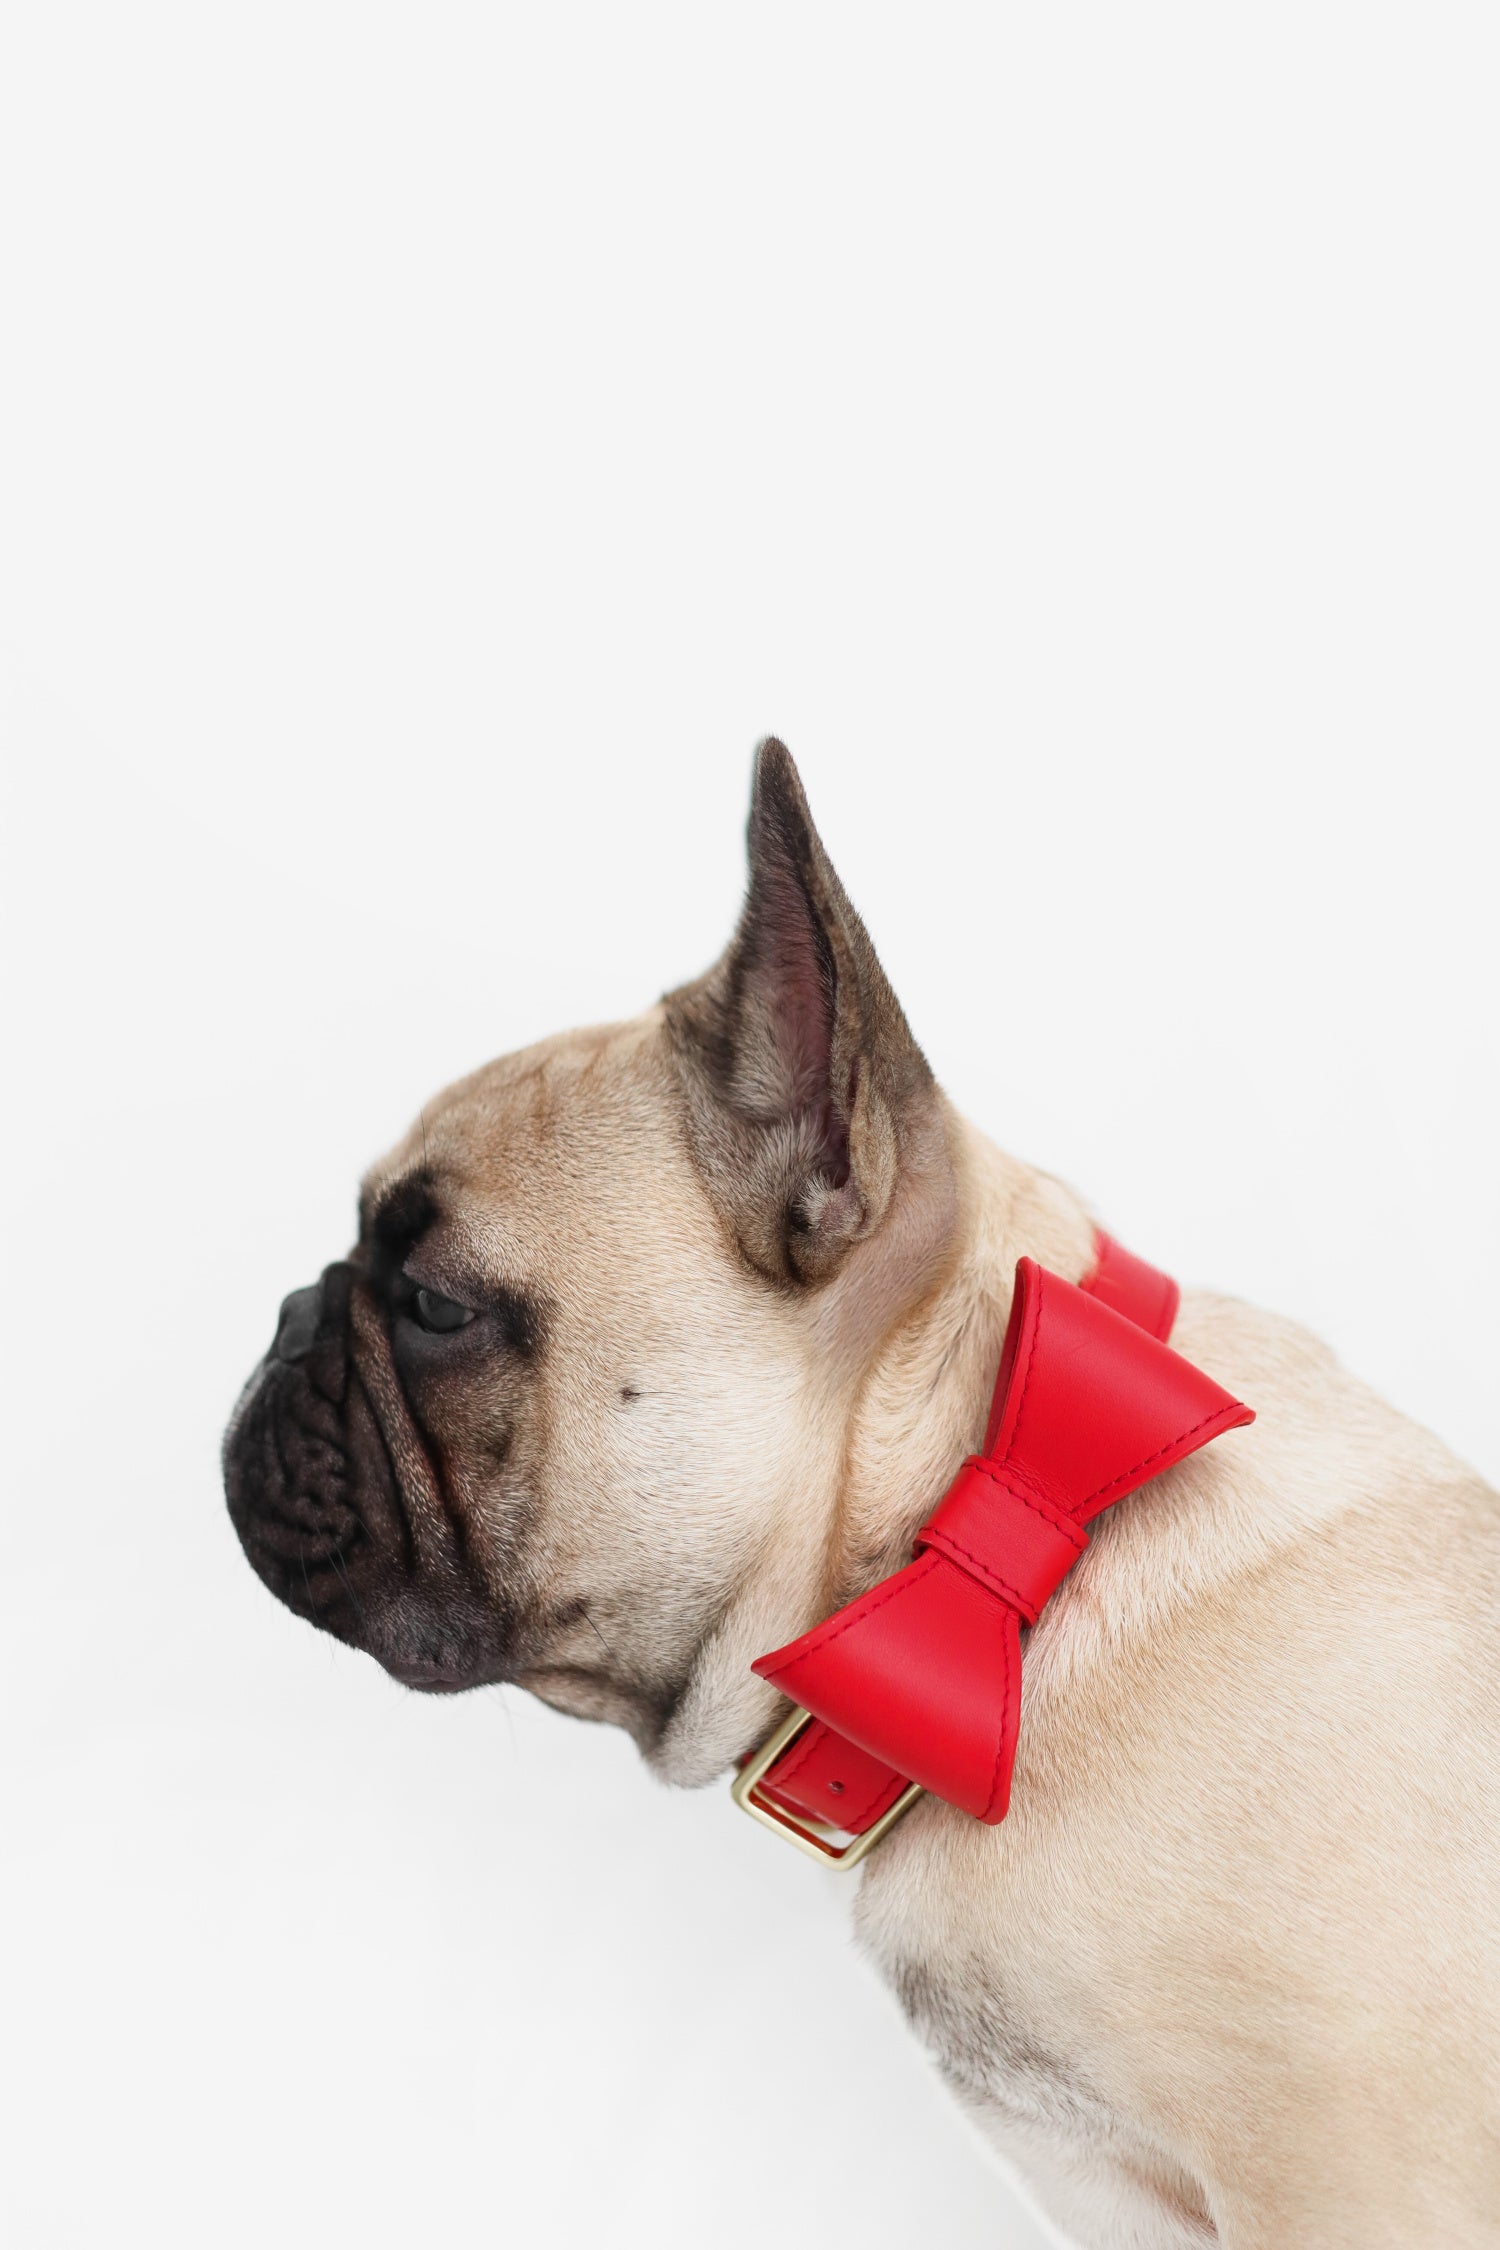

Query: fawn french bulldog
[226,741,1500,2248]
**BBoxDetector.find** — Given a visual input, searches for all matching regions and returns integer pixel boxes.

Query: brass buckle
[730,1706,924,1869]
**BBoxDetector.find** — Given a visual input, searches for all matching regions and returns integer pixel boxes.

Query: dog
[225,741,1500,2248]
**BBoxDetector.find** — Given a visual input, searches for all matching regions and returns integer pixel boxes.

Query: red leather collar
[735,1233,1253,1861]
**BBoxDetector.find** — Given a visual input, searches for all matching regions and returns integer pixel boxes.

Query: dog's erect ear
[666,739,937,1285]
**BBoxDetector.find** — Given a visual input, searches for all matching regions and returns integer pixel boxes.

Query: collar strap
[731,1232,1253,1865]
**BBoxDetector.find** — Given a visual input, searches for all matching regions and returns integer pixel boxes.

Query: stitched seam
[759,1553,941,1677]
[764,1722,828,1793]
[844,1769,909,1829]
[762,1723,904,1830]
[974,1454,1065,1514]
[998,1267,1045,1467]
[1080,1404,1241,1510]
[982,1613,1012,1821]
[922,1527,1048,1616]
[958,1458,1088,1546]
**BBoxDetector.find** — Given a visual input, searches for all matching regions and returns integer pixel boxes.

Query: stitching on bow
[922,1525,1050,1616]
[955,1458,1088,1547]
[1000,1265,1047,1468]
[1079,1403,1245,1513]
[982,1607,1013,1822]
[759,1551,942,1676]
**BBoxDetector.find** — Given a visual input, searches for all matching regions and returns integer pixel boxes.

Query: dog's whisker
[578,1603,614,1660]
[326,1545,365,1621]
[490,1683,520,1758]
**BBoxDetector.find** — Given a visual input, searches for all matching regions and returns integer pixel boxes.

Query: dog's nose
[273,1282,323,1364]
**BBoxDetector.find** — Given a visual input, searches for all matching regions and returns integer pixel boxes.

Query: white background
[3,7,1497,2247]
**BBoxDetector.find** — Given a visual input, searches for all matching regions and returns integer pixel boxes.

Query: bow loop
[918,1461,1086,1622]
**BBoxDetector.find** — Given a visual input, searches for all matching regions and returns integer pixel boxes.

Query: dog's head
[223,744,959,1780]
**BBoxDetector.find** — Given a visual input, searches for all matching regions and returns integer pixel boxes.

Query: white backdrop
[3,8,1497,2248]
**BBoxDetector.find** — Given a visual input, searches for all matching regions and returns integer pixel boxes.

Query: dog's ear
[666,739,937,1285]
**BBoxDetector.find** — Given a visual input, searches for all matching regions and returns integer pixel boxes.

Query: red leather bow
[749,1236,1253,1831]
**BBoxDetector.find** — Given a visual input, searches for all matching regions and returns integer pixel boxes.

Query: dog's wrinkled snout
[225,1252,512,1691]
[225,1259,370,1631]
[273,1281,323,1363]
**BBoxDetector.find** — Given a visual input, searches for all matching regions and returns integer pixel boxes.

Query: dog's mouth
[381,1657,480,1694]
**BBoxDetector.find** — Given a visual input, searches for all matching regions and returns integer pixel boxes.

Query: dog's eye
[410,1286,474,1334]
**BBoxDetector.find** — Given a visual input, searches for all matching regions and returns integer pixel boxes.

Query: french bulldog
[224,741,1500,2249]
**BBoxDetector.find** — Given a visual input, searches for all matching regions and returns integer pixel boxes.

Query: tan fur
[242,746,1500,2248]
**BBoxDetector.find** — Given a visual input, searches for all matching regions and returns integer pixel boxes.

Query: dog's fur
[225,742,1500,2248]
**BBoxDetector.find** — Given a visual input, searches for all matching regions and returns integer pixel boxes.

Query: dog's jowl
[226,741,1500,2250]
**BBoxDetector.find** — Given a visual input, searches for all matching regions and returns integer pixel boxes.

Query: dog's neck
[652,1106,1099,1787]
[827,1113,1101,1598]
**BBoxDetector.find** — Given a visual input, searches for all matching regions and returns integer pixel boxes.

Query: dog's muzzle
[223,1261,519,1692]
[222,1262,375,1643]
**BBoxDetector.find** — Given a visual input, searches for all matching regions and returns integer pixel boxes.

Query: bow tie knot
[918,1460,1088,1624]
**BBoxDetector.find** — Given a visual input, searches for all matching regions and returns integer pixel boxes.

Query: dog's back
[856,1273,1500,2248]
